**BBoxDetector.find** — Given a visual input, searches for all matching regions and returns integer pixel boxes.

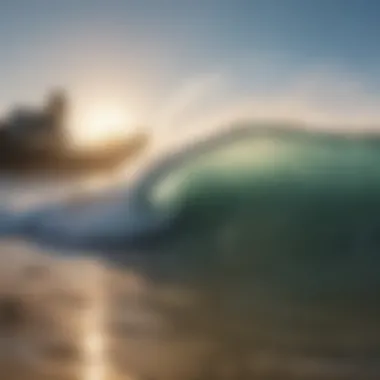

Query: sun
[69,101,136,149]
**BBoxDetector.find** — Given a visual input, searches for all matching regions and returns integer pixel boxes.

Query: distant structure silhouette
[0,88,149,173]
[3,89,68,151]
[44,89,68,147]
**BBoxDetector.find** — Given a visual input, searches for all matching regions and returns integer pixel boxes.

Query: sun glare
[70,102,136,149]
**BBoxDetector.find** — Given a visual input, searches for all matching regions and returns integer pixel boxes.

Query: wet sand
[0,240,380,380]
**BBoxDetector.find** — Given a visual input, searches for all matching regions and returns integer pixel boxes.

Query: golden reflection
[81,261,106,380]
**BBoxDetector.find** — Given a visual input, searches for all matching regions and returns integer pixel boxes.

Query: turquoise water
[151,132,380,214]
[142,129,380,302]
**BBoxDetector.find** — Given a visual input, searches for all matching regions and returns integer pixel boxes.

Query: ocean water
[1,123,380,379]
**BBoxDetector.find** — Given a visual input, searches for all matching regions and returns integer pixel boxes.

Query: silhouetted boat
[0,89,150,175]
[0,129,149,175]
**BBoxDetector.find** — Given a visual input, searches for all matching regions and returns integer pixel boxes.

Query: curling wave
[2,121,380,255]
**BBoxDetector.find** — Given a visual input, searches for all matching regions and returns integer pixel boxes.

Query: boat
[0,129,149,174]
[0,89,149,175]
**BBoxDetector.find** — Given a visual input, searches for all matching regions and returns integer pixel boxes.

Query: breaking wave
[2,121,380,262]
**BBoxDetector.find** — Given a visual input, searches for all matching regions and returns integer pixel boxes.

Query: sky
[1,0,380,132]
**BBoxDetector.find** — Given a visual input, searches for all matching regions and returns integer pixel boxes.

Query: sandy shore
[0,240,379,380]
[0,240,216,380]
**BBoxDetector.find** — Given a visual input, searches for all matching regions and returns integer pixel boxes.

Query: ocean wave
[1,121,380,258]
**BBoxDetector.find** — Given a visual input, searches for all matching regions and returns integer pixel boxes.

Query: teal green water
[151,134,380,211]
[147,131,380,303]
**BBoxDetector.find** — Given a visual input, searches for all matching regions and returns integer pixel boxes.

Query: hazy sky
[1,0,380,127]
